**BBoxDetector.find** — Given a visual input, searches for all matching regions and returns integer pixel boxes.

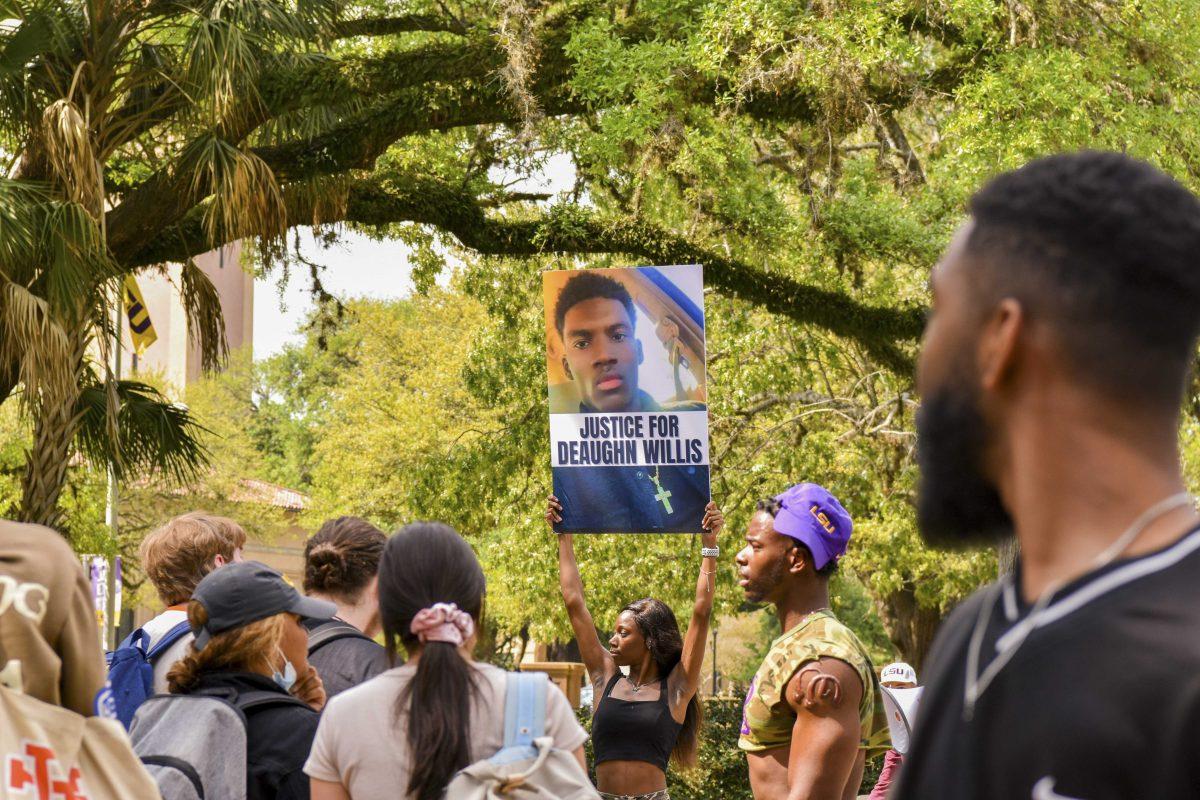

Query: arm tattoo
[794,663,844,711]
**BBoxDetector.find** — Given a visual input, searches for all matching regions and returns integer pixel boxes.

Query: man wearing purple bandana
[736,483,889,800]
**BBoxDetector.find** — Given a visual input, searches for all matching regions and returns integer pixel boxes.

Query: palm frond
[0,280,74,402]
[212,0,331,46]
[179,258,228,372]
[41,200,111,310]
[43,97,102,209]
[0,2,80,139]
[251,91,358,147]
[179,132,286,243]
[74,377,210,484]
[0,10,56,78]
[184,14,261,121]
[0,177,48,271]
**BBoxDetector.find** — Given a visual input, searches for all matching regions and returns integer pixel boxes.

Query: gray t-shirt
[304,662,588,799]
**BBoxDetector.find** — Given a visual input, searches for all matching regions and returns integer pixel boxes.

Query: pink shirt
[869,749,904,799]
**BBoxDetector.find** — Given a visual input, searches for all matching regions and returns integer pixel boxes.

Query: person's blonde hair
[166,601,285,694]
[140,512,248,605]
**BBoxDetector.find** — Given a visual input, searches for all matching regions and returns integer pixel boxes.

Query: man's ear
[561,355,574,381]
[787,544,807,576]
[212,554,227,568]
[978,298,1023,392]
[636,338,644,366]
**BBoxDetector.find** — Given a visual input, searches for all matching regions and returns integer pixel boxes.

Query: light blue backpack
[445,672,600,799]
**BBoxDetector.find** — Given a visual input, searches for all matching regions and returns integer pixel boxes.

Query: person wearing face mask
[165,561,333,800]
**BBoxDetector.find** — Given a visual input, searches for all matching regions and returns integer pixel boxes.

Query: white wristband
[700,547,719,558]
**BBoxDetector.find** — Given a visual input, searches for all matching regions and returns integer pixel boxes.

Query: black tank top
[591,672,683,772]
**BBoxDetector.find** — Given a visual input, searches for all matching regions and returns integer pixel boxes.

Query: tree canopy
[1,0,1199,663]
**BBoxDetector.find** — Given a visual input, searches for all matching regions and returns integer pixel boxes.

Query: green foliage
[12,0,1195,671]
[303,291,499,526]
[1184,414,1200,497]
[0,403,26,516]
[830,572,895,666]
[668,698,756,800]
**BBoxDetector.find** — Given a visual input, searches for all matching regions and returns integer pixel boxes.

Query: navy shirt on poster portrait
[552,391,710,533]
[553,464,709,533]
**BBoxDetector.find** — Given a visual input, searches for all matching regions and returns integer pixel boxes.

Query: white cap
[881,662,917,685]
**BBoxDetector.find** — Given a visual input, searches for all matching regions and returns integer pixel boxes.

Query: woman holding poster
[545,496,724,799]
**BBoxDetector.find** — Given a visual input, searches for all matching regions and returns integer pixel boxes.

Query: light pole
[711,623,718,695]
[103,285,122,648]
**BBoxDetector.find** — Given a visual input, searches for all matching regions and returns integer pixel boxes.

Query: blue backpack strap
[147,620,192,661]
[107,628,150,667]
[117,628,148,652]
[503,672,547,749]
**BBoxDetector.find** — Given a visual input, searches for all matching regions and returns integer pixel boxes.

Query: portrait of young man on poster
[544,266,711,534]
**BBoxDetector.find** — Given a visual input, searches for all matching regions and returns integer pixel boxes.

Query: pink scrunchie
[410,602,475,646]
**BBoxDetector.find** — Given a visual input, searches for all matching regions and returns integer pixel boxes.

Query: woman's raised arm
[547,495,615,684]
[676,501,724,700]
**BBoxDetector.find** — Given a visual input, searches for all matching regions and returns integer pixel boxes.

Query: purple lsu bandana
[771,483,853,570]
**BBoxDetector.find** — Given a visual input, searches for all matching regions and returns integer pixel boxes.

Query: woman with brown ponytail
[302,516,390,697]
[305,522,589,800]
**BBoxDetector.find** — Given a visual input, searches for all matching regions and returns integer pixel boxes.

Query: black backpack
[306,619,373,656]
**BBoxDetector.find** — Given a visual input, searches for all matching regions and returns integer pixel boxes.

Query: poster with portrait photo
[544,264,711,534]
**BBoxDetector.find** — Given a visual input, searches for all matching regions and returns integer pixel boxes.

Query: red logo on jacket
[6,741,89,800]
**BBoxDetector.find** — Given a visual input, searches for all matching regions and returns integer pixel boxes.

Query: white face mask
[272,649,297,692]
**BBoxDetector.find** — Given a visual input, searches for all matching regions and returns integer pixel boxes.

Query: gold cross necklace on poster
[648,467,673,514]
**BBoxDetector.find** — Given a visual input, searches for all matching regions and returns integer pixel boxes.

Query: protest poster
[544,265,710,533]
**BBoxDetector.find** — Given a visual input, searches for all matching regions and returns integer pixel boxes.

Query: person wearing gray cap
[163,561,336,800]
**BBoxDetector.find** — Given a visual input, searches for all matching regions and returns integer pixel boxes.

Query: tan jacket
[0,520,106,716]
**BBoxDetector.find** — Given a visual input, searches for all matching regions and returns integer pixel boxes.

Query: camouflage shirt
[738,610,890,755]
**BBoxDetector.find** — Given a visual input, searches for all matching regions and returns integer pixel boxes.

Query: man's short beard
[743,550,792,604]
[915,375,1014,549]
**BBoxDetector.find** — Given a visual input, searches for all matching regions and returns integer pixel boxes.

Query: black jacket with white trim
[894,525,1200,800]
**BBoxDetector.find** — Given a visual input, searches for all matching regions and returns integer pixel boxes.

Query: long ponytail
[379,522,486,800]
[623,598,704,769]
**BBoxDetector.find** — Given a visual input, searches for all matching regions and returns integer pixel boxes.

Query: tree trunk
[874,585,942,673]
[18,337,87,532]
[19,398,79,530]
[997,537,1020,577]
[543,639,583,663]
[0,359,17,410]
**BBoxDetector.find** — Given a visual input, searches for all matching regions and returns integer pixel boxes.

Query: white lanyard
[963,492,1198,721]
